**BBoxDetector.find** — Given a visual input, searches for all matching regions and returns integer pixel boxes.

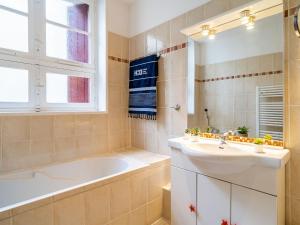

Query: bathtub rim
[0,152,155,214]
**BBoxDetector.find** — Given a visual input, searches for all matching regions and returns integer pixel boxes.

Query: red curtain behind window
[67,4,89,103]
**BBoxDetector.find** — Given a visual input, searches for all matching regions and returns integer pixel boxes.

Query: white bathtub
[0,155,147,212]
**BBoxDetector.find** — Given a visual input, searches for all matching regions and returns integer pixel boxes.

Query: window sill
[0,110,108,116]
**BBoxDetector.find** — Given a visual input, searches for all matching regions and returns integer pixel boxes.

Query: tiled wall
[284,0,300,224]
[0,161,170,225]
[128,0,258,155]
[0,32,131,173]
[190,53,283,137]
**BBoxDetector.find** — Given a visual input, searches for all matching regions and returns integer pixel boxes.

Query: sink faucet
[219,131,232,149]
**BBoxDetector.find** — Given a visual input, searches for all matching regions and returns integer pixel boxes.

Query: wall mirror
[186,0,284,140]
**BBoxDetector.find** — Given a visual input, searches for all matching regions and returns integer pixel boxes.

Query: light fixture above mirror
[181,0,282,42]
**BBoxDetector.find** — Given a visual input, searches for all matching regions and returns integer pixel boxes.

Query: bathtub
[0,155,148,213]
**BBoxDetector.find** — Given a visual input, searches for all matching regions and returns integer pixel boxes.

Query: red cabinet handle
[221,220,228,225]
[188,204,196,213]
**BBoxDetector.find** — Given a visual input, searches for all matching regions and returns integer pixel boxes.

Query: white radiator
[256,85,284,140]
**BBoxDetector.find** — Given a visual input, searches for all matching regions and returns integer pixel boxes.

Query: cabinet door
[231,185,277,225]
[197,175,231,225]
[171,166,197,225]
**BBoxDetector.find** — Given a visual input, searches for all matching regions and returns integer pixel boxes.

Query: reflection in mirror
[188,13,284,140]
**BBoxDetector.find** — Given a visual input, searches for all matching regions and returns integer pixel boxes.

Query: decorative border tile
[195,70,283,83]
[130,42,188,62]
[284,6,297,17]
[108,56,129,64]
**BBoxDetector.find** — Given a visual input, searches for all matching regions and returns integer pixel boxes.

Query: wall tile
[0,219,11,225]
[54,194,85,225]
[108,214,129,225]
[13,204,53,225]
[146,197,163,225]
[129,206,147,225]
[131,170,148,210]
[110,178,131,219]
[85,185,110,225]
[170,14,188,46]
[30,116,53,140]
[53,116,74,138]
[2,117,30,142]
[155,22,170,52]
[145,28,157,55]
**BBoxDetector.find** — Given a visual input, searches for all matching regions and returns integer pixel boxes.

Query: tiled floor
[152,218,170,225]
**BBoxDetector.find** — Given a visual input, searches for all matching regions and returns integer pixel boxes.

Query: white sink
[168,138,290,175]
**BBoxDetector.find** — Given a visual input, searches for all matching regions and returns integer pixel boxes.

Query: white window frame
[39,66,95,111]
[0,0,101,113]
[0,59,37,111]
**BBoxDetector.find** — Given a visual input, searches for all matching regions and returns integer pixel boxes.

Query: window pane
[46,23,89,63]
[0,67,28,102]
[46,0,89,32]
[0,8,28,52]
[46,73,89,103]
[0,0,28,13]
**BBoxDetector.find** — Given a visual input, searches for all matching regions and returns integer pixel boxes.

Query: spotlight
[240,10,250,25]
[201,25,210,36]
[208,30,216,40]
[246,16,255,30]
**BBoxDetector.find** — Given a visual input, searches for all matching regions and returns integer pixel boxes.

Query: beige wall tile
[135,34,145,59]
[54,194,85,225]
[145,28,157,55]
[0,211,11,221]
[131,170,148,210]
[146,198,163,225]
[204,0,230,19]
[155,22,170,52]
[2,117,30,142]
[170,14,187,46]
[85,186,110,225]
[110,178,131,219]
[13,204,53,225]
[74,115,92,137]
[53,116,74,138]
[30,116,53,140]
[0,219,11,225]
[109,32,123,58]
[187,6,204,27]
[109,214,129,225]
[148,165,169,201]
[291,198,300,225]
[129,206,147,225]
[54,137,77,161]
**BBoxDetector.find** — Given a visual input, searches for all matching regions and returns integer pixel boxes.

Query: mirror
[187,6,284,140]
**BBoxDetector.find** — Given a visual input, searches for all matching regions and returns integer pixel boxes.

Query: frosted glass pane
[0,0,28,13]
[46,23,89,63]
[46,73,89,103]
[46,0,89,32]
[46,73,68,103]
[0,67,28,102]
[0,8,28,52]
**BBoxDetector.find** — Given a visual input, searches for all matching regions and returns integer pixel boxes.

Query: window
[0,0,28,52]
[0,0,98,112]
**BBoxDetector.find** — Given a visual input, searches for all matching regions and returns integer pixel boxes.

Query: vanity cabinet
[231,185,277,225]
[171,166,197,225]
[172,166,280,225]
[169,138,288,225]
[197,174,231,225]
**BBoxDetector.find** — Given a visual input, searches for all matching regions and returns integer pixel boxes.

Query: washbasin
[168,138,290,175]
